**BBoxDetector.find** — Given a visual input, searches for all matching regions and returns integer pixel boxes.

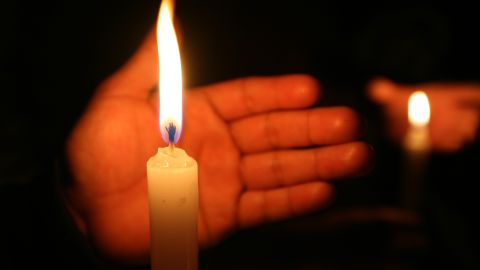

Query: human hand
[368,77,480,152]
[65,31,373,264]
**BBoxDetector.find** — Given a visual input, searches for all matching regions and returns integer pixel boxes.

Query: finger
[200,74,321,121]
[405,82,480,103]
[238,182,334,229]
[450,107,479,144]
[97,29,158,99]
[462,110,480,142]
[430,107,479,152]
[367,77,398,104]
[241,142,373,190]
[446,84,480,105]
[431,134,465,152]
[369,77,480,104]
[231,107,362,153]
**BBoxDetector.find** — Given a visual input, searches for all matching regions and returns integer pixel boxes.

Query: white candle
[147,0,198,269]
[147,147,198,270]
[402,91,431,210]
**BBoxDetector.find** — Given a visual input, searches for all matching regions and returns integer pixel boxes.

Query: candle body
[147,147,198,270]
[402,126,430,210]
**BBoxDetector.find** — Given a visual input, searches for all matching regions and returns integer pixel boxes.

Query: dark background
[3,0,480,269]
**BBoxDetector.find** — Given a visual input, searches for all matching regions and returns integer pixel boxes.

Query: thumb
[97,29,159,99]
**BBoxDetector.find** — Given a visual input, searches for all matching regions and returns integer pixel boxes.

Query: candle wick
[165,122,177,144]
[168,143,175,153]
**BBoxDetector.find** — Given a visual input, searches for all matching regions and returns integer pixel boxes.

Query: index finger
[199,74,321,121]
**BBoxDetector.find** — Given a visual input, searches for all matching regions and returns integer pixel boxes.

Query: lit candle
[402,91,431,210]
[147,1,198,270]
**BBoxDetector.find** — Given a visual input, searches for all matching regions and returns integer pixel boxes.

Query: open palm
[65,32,372,264]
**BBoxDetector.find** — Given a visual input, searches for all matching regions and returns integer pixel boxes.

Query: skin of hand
[368,77,480,152]
[64,31,373,264]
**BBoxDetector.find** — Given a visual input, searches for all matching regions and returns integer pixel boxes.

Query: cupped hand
[368,77,480,152]
[65,31,373,264]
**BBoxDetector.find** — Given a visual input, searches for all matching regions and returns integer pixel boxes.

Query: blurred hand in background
[368,77,480,152]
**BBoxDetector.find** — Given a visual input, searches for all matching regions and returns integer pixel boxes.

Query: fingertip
[290,182,334,215]
[332,107,363,140]
[367,77,396,104]
[344,142,375,176]
[283,74,321,107]
[311,182,335,209]
[96,28,158,99]
[294,74,322,100]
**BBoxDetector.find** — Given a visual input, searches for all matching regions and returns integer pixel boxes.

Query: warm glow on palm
[65,31,372,265]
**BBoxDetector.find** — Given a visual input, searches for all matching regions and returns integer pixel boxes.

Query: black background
[3,0,480,269]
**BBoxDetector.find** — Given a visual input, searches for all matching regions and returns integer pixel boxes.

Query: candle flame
[157,0,182,144]
[408,91,430,127]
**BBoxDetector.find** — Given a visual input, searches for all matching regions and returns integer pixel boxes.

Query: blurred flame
[157,0,182,144]
[408,91,430,127]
